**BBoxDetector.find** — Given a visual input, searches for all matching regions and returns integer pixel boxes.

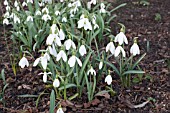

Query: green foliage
[155,13,162,21]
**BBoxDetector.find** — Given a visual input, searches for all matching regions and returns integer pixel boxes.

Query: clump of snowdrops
[3,0,145,112]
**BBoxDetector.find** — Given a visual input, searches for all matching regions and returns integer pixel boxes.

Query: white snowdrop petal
[53,79,60,87]
[57,108,64,113]
[68,56,76,67]
[105,75,112,85]
[76,57,82,67]
[33,58,40,67]
[99,61,103,70]
[115,46,121,57]
[43,72,47,83]
[41,56,48,70]
[61,51,67,62]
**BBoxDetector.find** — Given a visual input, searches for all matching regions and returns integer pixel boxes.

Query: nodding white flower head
[68,55,82,67]
[6,6,10,11]
[50,24,57,34]
[38,72,52,83]
[87,66,96,76]
[100,3,106,13]
[42,7,49,14]
[47,44,57,57]
[33,53,50,70]
[4,12,10,18]
[27,0,33,4]
[35,10,41,16]
[42,14,51,21]
[22,1,27,7]
[78,14,92,31]
[79,45,87,56]
[62,17,67,23]
[130,40,140,56]
[3,18,9,25]
[56,50,67,62]
[46,34,61,46]
[99,61,103,70]
[64,39,76,50]
[60,0,64,2]
[16,6,20,11]
[115,45,126,57]
[59,29,65,40]
[53,79,60,87]
[14,1,18,7]
[57,108,64,113]
[19,56,29,68]
[4,0,8,6]
[13,15,20,24]
[55,10,60,16]
[43,0,52,4]
[115,32,128,45]
[26,16,33,22]
[105,75,112,85]
[106,42,115,55]
[39,2,44,7]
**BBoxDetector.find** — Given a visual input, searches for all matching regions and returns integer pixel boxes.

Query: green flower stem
[127,55,133,87]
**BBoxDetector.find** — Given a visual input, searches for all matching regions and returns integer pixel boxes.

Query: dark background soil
[0,0,170,113]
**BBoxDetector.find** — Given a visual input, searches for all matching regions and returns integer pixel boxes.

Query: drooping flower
[53,79,60,87]
[3,18,9,25]
[4,0,8,6]
[114,32,128,45]
[58,29,65,40]
[57,108,64,113]
[100,3,106,13]
[26,15,33,22]
[78,14,92,30]
[22,1,27,7]
[14,1,18,7]
[33,53,50,70]
[99,61,103,70]
[56,50,67,62]
[47,44,57,57]
[62,17,67,23]
[42,7,49,14]
[27,0,33,4]
[46,34,61,46]
[13,14,20,24]
[79,45,86,56]
[68,55,82,67]
[38,72,52,83]
[35,10,41,16]
[55,10,60,16]
[87,66,96,76]
[106,42,115,55]
[64,39,76,50]
[6,6,10,11]
[19,56,29,68]
[42,14,51,21]
[105,75,112,85]
[130,42,140,56]
[115,45,126,57]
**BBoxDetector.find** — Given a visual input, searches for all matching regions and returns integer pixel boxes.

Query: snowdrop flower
[27,0,33,4]
[47,35,59,47]
[99,61,103,70]
[14,1,18,7]
[105,75,112,85]
[26,15,33,22]
[57,108,64,113]
[100,3,106,13]
[22,1,27,7]
[79,45,86,56]
[60,0,64,2]
[35,10,41,16]
[59,29,65,40]
[43,0,52,4]
[47,44,57,57]
[53,79,60,87]
[42,14,51,21]
[4,0,8,6]
[4,12,10,18]
[6,6,10,11]
[13,15,20,24]
[39,2,44,7]
[38,72,52,83]
[33,53,50,70]
[130,40,140,56]
[55,10,60,16]
[19,56,29,68]
[68,55,82,67]
[115,45,126,57]
[50,24,57,34]
[106,42,115,55]
[87,66,96,76]
[62,17,67,23]
[64,39,76,50]
[114,32,128,45]
[90,0,96,5]
[42,7,49,14]
[3,18,9,25]
[78,15,92,30]
[56,50,67,62]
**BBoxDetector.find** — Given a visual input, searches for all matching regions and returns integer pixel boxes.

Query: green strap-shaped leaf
[132,53,146,69]
[49,90,55,113]
[122,70,145,76]
[110,3,127,13]
[58,83,77,90]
